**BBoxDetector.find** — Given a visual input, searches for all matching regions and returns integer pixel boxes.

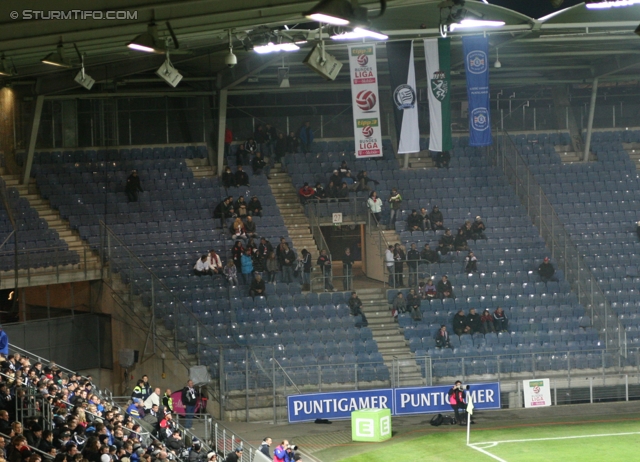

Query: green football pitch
[316,417,640,462]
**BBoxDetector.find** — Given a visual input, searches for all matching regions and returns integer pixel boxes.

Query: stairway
[0,171,102,271]
[268,167,320,259]
[623,143,640,170]
[357,287,424,387]
[554,145,597,163]
[406,151,436,169]
[186,158,216,178]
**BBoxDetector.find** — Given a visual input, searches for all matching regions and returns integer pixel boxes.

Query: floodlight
[128,22,166,53]
[0,55,16,77]
[586,0,640,9]
[41,42,72,68]
[331,26,388,40]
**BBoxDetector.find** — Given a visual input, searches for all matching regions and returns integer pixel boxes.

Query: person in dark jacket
[465,308,481,334]
[247,196,262,217]
[235,165,249,187]
[448,381,469,425]
[274,133,286,164]
[453,310,471,336]
[299,121,314,153]
[221,166,236,189]
[231,241,244,271]
[249,273,266,297]
[244,137,258,156]
[355,170,379,192]
[435,150,451,169]
[258,438,271,459]
[181,380,198,429]
[429,205,444,230]
[481,309,495,334]
[286,132,299,154]
[225,448,243,462]
[493,307,509,332]
[393,244,406,288]
[419,207,432,231]
[251,152,271,179]
[335,182,350,202]
[435,325,451,349]
[438,229,454,256]
[314,183,327,200]
[347,292,368,327]
[300,249,312,291]
[342,248,354,291]
[407,243,420,288]
[471,216,487,240]
[235,142,250,166]
[279,244,296,283]
[317,250,335,291]
[125,170,143,202]
[436,275,455,299]
[420,243,440,264]
[459,220,474,241]
[538,257,558,282]
[407,210,423,232]
[454,229,469,252]
[406,289,422,321]
[464,251,478,273]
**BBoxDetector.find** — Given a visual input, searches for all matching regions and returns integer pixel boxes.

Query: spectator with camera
[273,441,297,462]
[448,381,470,425]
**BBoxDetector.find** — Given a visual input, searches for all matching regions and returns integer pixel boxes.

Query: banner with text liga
[462,35,493,147]
[349,44,383,158]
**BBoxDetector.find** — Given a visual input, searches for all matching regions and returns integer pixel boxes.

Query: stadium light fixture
[586,0,640,9]
[0,55,16,77]
[304,0,387,27]
[254,42,304,54]
[449,19,505,31]
[41,41,72,68]
[128,22,166,53]
[331,26,388,40]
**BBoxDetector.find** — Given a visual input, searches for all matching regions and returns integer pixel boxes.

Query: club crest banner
[349,44,383,158]
[424,37,452,153]
[462,35,492,147]
[386,40,420,154]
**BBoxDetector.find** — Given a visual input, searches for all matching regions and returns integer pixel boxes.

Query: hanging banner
[349,44,383,158]
[462,35,493,147]
[424,37,452,153]
[386,40,420,154]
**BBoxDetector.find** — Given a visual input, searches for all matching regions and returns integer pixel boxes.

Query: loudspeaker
[303,45,343,81]
[189,365,211,386]
[119,349,139,368]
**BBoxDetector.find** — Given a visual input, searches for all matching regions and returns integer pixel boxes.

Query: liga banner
[424,37,452,153]
[386,40,420,154]
[349,44,383,158]
[523,378,552,408]
[462,35,493,147]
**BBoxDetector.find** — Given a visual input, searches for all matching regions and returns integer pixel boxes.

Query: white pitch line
[468,443,508,462]
[476,431,640,445]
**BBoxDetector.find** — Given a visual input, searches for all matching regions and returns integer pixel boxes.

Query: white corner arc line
[468,443,508,462]
[472,442,498,449]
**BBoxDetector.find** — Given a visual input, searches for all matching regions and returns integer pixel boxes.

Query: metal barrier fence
[488,131,622,353]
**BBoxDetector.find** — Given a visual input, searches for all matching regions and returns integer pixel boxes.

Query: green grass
[317,418,640,461]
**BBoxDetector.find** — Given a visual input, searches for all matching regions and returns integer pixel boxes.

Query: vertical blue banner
[462,35,492,147]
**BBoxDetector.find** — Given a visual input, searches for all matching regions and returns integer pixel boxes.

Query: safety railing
[488,130,623,354]
[304,196,369,225]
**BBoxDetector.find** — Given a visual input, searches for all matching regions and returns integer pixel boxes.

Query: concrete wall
[363,227,385,282]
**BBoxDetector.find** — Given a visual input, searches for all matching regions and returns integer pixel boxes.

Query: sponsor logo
[356,90,377,112]
[430,70,448,102]
[357,54,369,66]
[362,126,374,138]
[380,416,391,436]
[355,418,374,437]
[393,84,416,110]
[467,50,488,74]
[471,107,490,131]
[351,46,374,56]
[356,118,379,128]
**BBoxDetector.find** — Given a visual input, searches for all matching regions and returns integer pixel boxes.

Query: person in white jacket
[367,191,382,225]
[385,245,395,287]
[193,255,211,276]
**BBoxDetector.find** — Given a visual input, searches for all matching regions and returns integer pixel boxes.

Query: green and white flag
[424,37,452,152]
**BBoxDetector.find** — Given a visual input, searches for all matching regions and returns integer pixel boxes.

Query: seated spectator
[235,166,250,187]
[538,257,558,282]
[230,218,246,240]
[125,170,143,203]
[326,180,338,199]
[348,292,368,327]
[240,249,254,285]
[407,210,423,232]
[493,307,509,332]
[221,166,236,189]
[248,196,262,217]
[464,251,478,273]
[430,205,444,230]
[336,182,350,201]
[407,289,422,321]
[193,255,211,277]
[245,137,258,156]
[286,131,299,154]
[355,170,379,192]
[422,278,437,299]
[435,150,451,168]
[207,249,223,274]
[391,292,406,321]
[236,142,250,166]
[298,183,315,204]
[459,220,474,240]
[419,207,432,231]
[481,309,495,334]
[339,160,351,178]
[224,260,239,286]
[453,310,470,336]
[329,170,342,187]
[213,197,234,221]
[244,216,258,238]
[436,275,455,299]
[471,216,487,240]
[342,171,356,189]
[249,273,266,297]
[234,196,248,217]
[421,243,440,264]
[435,325,451,349]
[251,152,271,179]
[438,229,454,255]
[454,229,469,252]
[466,308,481,334]
[314,183,327,200]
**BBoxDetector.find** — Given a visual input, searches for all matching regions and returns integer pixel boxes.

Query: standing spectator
[279,244,296,284]
[388,188,403,228]
[207,249,223,274]
[299,121,314,153]
[224,260,239,287]
[453,310,471,336]
[181,381,197,429]
[0,327,9,358]
[435,325,451,349]
[245,136,258,156]
[125,170,143,203]
[265,251,279,284]
[538,257,558,283]
[429,205,444,230]
[471,216,487,240]
[232,241,244,271]
[436,275,455,299]
[236,142,250,166]
[249,273,265,297]
[298,183,315,204]
[258,438,272,459]
[275,133,286,164]
[347,292,368,327]
[162,389,173,415]
[257,237,273,261]
[339,160,351,177]
[225,448,243,462]
[230,218,246,241]
[317,249,335,292]
[493,307,509,332]
[193,255,211,277]
[423,278,437,300]
[481,309,495,334]
[454,229,469,252]
[221,166,236,189]
[300,249,312,291]
[435,150,451,169]
[407,289,422,321]
[248,196,262,217]
[385,245,395,287]
[224,127,233,158]
[419,207,432,232]
[438,229,455,256]
[393,243,406,288]
[391,292,406,321]
[286,132,299,154]
[143,388,161,411]
[235,165,250,187]
[466,308,481,334]
[464,251,478,273]
[240,249,254,285]
[367,191,382,225]
[251,152,271,179]
[254,125,267,155]
[407,210,423,232]
[265,123,277,157]
[342,248,354,291]
[407,243,420,288]
[421,243,440,264]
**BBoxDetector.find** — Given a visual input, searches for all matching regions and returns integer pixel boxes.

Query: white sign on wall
[523,378,552,408]
[333,213,343,224]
